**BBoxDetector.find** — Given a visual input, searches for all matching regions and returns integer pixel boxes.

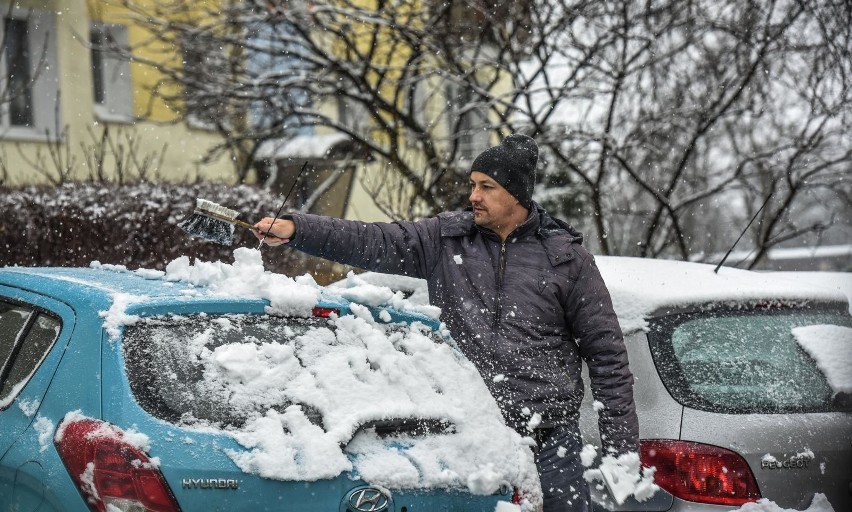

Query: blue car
[0,262,537,512]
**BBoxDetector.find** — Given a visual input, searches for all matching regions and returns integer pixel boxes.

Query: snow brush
[178,199,262,246]
[179,161,310,246]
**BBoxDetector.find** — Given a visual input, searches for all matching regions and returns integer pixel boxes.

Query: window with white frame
[444,81,489,160]
[0,8,59,138]
[90,22,133,121]
[181,36,228,130]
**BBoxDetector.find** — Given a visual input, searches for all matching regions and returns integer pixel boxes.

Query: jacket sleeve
[285,213,441,279]
[565,253,639,455]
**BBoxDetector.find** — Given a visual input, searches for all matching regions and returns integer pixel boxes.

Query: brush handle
[195,209,261,232]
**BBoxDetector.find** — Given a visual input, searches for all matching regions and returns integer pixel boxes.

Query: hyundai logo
[348,487,390,512]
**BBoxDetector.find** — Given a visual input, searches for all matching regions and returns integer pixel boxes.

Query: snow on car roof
[596,256,848,333]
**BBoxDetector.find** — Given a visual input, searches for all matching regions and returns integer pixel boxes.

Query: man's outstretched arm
[253,214,440,279]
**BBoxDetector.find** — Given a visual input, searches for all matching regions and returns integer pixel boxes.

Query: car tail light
[54,418,180,512]
[512,487,521,504]
[641,439,761,506]
[312,306,340,318]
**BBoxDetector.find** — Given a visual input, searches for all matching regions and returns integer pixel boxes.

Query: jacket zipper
[494,241,506,328]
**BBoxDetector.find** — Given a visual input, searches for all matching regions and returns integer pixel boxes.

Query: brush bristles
[178,213,236,246]
[195,199,239,220]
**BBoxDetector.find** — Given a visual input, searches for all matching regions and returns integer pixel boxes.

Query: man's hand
[253,217,296,246]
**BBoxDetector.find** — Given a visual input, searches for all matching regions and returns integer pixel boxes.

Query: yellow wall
[0,0,235,187]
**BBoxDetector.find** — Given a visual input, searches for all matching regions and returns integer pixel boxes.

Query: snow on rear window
[791,324,852,395]
[123,312,539,497]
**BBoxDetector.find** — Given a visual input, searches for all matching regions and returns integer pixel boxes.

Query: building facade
[0,0,235,186]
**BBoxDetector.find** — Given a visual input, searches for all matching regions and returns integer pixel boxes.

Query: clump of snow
[595,257,846,334]
[226,406,350,480]
[17,398,39,417]
[583,451,658,505]
[796,448,815,459]
[580,444,597,467]
[592,400,604,413]
[493,374,506,383]
[164,248,320,316]
[465,463,504,494]
[34,415,55,452]
[495,503,522,512]
[55,410,152,454]
[328,271,440,319]
[732,493,835,512]
[80,462,99,501]
[526,413,542,431]
[99,293,143,342]
[454,255,463,264]
[791,325,852,395]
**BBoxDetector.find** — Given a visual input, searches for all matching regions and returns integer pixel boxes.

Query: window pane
[0,301,33,376]
[90,27,105,104]
[4,17,34,126]
[649,306,852,413]
[0,313,61,403]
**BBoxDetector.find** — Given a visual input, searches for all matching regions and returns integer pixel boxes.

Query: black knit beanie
[471,134,538,208]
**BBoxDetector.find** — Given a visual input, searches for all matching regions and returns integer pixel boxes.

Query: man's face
[469,171,521,232]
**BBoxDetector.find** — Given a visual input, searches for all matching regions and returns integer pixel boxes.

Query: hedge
[0,182,352,284]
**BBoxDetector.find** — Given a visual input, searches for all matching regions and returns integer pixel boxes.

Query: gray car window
[648,304,852,413]
[0,312,62,405]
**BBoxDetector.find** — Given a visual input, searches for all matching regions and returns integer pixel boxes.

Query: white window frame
[0,7,60,141]
[90,22,134,123]
[444,81,489,161]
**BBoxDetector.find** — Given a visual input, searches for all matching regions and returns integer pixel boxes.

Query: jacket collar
[440,203,584,266]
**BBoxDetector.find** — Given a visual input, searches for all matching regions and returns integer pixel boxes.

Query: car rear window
[122,314,450,429]
[648,303,852,414]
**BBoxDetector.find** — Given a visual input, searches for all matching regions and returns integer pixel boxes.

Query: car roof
[0,266,265,309]
[595,256,849,332]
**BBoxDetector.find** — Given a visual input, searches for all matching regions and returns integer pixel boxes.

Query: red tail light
[512,487,522,504]
[54,418,180,512]
[312,307,340,318]
[641,440,761,506]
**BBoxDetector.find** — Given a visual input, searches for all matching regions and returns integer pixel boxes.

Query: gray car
[579,257,851,511]
[347,258,852,511]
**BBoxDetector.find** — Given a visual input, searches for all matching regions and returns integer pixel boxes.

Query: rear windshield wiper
[359,418,456,438]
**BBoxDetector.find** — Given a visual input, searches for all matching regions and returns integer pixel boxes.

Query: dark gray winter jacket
[287,203,639,454]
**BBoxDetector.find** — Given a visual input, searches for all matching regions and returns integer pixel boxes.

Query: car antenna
[257,160,310,249]
[714,192,772,274]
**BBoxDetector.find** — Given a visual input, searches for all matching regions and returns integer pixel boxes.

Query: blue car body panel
[0,267,504,511]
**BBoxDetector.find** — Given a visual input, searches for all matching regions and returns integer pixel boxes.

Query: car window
[0,302,34,373]
[648,304,852,414]
[0,307,62,406]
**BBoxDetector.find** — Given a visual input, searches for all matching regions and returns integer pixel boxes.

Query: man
[254,134,639,511]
